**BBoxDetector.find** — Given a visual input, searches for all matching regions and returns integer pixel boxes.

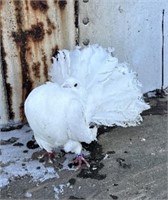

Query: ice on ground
[0,125,59,188]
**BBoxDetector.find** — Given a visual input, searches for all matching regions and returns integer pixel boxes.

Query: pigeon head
[62,78,79,88]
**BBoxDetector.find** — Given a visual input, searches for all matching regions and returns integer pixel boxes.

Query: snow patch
[0,125,59,188]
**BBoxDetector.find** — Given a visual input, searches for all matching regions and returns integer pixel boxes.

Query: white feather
[24,82,97,155]
[49,44,150,127]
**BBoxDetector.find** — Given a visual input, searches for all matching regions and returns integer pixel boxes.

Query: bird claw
[72,154,90,169]
[38,151,55,163]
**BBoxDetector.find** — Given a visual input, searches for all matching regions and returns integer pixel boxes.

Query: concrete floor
[0,96,167,200]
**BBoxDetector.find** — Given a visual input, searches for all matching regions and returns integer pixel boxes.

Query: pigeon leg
[38,151,55,163]
[73,154,90,169]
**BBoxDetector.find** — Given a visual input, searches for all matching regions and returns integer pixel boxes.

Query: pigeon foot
[73,154,90,169]
[38,151,55,163]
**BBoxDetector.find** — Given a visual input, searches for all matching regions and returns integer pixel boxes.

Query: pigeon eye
[74,83,78,87]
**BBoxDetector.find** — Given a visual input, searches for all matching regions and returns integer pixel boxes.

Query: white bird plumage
[25,44,150,166]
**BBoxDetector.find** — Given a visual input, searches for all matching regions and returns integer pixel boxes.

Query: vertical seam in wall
[74,0,79,45]
[161,9,165,90]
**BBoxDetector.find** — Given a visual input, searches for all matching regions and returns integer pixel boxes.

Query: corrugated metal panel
[79,0,168,93]
[0,0,76,126]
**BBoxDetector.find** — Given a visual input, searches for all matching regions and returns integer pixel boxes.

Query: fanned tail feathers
[49,44,150,127]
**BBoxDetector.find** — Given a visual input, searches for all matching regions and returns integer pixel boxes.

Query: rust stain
[4,0,65,122]
[0,0,3,10]
[19,102,25,122]
[58,0,67,10]
[32,62,41,78]
[25,0,29,11]
[51,45,59,57]
[11,21,45,99]
[12,1,38,120]
[1,41,14,119]
[30,0,49,13]
[46,28,52,35]
[28,22,45,42]
[12,22,45,44]
[12,31,27,46]
[12,29,33,120]
[13,0,46,121]
[46,17,56,30]
[26,46,31,52]
[41,52,48,81]
[11,21,45,101]
[6,83,15,119]
[1,44,7,78]
[14,1,23,27]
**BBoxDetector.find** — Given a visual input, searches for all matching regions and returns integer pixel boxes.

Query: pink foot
[73,154,90,169]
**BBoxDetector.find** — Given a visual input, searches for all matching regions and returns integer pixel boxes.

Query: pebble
[24,192,32,198]
[141,138,146,142]
[103,154,109,160]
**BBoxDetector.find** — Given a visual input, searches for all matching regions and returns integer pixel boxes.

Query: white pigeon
[24,44,150,168]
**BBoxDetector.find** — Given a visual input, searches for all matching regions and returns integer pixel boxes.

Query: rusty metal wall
[0,0,76,126]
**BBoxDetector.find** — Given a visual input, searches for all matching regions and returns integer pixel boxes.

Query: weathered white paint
[79,0,168,93]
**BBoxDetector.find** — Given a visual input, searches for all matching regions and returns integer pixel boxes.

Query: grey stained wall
[79,0,168,93]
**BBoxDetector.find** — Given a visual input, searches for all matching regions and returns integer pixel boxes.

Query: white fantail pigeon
[24,44,150,168]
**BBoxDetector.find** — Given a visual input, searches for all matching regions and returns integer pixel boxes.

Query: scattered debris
[107,151,115,154]
[26,140,39,149]
[0,124,23,132]
[53,184,68,199]
[13,142,24,146]
[141,138,146,142]
[0,137,19,145]
[144,89,166,99]
[69,196,85,199]
[103,154,109,160]
[110,194,118,199]
[116,158,131,169]
[68,178,76,186]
